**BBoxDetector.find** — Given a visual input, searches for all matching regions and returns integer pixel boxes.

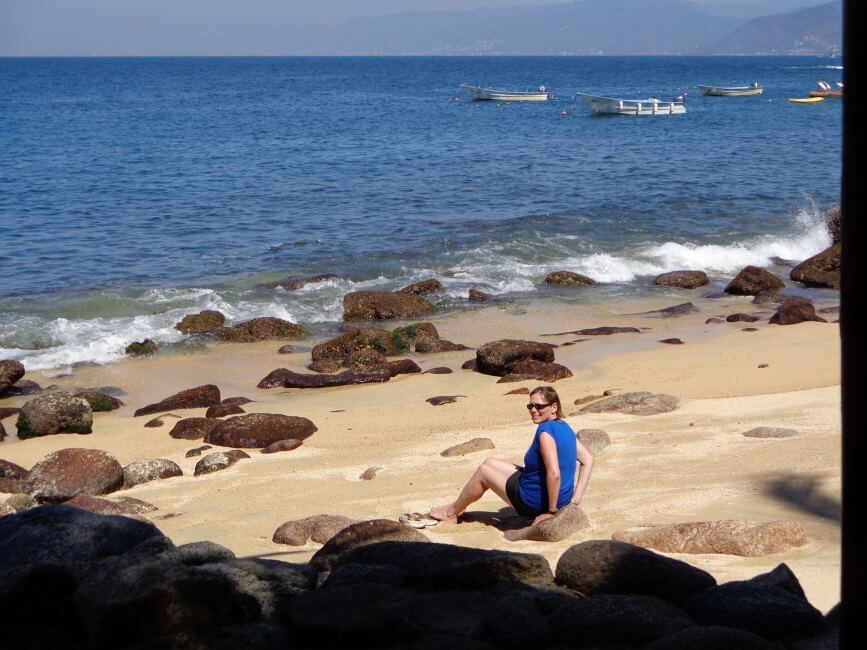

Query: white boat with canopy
[460,83,552,102]
[576,93,686,116]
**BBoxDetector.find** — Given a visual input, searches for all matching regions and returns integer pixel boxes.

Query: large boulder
[398,278,443,295]
[310,520,430,572]
[0,359,25,393]
[23,448,124,502]
[504,503,590,542]
[0,458,28,480]
[654,271,709,289]
[555,539,716,606]
[193,450,251,476]
[174,309,226,334]
[768,297,828,325]
[390,322,440,352]
[725,266,785,295]
[168,417,221,440]
[580,391,679,415]
[122,459,183,488]
[545,271,596,287]
[134,384,221,417]
[311,327,400,361]
[475,339,556,377]
[214,317,305,342]
[343,291,435,321]
[612,520,809,556]
[0,504,167,575]
[72,391,124,412]
[273,514,359,546]
[790,243,841,289]
[204,413,317,448]
[497,359,573,383]
[17,392,93,438]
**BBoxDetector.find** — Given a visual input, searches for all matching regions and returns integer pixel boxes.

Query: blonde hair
[529,385,563,419]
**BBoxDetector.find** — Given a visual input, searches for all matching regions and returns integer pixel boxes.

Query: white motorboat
[460,83,552,102]
[576,93,686,116]
[696,83,763,96]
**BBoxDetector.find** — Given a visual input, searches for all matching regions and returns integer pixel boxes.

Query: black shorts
[506,467,540,518]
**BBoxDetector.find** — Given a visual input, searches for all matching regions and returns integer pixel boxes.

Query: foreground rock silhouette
[0,506,836,649]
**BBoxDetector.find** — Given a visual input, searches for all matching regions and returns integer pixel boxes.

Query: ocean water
[0,56,843,370]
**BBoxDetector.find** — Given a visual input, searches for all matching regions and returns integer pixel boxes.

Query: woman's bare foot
[428,505,460,524]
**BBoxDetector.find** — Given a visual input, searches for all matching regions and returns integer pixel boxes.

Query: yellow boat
[788,97,825,104]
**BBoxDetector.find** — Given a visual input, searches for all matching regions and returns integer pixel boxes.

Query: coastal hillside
[287,0,841,55]
[707,0,842,55]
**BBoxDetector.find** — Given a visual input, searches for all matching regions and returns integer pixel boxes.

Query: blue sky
[0,1,818,56]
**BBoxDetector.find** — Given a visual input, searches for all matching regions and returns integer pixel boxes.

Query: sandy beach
[0,293,842,613]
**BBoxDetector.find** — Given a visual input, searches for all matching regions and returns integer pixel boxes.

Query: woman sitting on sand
[429,386,593,526]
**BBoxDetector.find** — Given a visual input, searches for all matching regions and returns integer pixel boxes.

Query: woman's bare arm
[571,438,594,505]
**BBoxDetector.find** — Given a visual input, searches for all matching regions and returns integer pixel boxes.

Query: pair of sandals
[399,512,440,529]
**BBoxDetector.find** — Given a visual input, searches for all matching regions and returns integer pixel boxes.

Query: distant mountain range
[284,0,841,56]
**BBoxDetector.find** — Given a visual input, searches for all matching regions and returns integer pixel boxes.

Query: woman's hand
[532,512,556,526]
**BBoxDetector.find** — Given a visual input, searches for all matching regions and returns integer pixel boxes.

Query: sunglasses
[526,402,552,411]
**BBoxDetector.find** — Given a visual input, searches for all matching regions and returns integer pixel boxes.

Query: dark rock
[312,327,400,361]
[506,387,530,395]
[544,271,596,286]
[660,338,684,344]
[742,426,800,439]
[3,379,44,396]
[683,580,826,641]
[214,317,305,342]
[73,390,124,412]
[575,326,642,335]
[193,450,251,476]
[343,290,436,321]
[222,396,254,406]
[277,344,296,353]
[0,504,166,579]
[769,296,828,325]
[555,539,716,606]
[169,417,221,440]
[174,309,226,334]
[310,520,430,572]
[750,563,807,600]
[0,476,22,493]
[468,288,492,302]
[580,392,679,415]
[753,289,785,305]
[424,366,453,374]
[272,514,358,546]
[475,339,556,377]
[308,358,341,373]
[643,625,779,649]
[256,366,392,389]
[134,384,221,417]
[398,278,443,295]
[258,273,338,290]
[17,391,93,438]
[725,266,785,295]
[414,338,470,353]
[23,448,123,502]
[0,359,25,393]
[143,416,166,428]
[359,466,381,480]
[122,459,183,488]
[185,445,213,458]
[654,271,709,289]
[387,358,422,376]
[441,437,495,456]
[726,313,760,323]
[637,302,700,317]
[0,406,21,420]
[205,403,246,418]
[390,322,440,351]
[125,339,157,356]
[705,317,724,324]
[497,359,573,383]
[329,540,555,589]
[260,439,303,454]
[205,413,317,448]
[461,358,477,370]
[548,593,695,647]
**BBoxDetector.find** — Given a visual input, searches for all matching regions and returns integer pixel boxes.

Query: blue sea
[0,56,843,371]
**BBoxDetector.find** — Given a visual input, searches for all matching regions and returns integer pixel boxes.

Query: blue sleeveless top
[518,419,577,512]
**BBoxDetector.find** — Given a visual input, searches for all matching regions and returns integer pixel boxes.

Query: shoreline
[1,295,842,612]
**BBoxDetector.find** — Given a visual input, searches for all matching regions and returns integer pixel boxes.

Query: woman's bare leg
[429,457,517,523]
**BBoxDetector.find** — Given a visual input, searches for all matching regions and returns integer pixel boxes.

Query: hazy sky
[0,0,800,56]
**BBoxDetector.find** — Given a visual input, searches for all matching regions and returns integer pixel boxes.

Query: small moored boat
[809,80,843,98]
[576,93,686,116]
[696,83,763,96]
[788,96,825,104]
[460,83,552,102]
